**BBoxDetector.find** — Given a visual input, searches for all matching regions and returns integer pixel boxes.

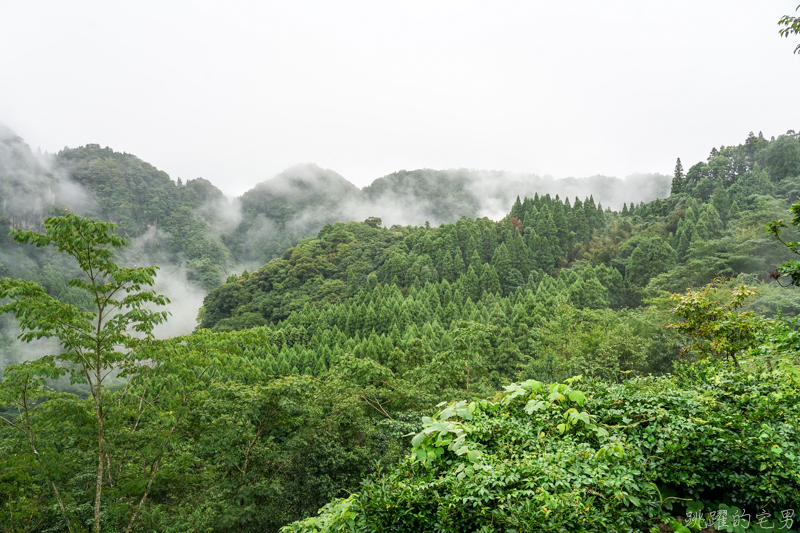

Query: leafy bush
[284,362,800,533]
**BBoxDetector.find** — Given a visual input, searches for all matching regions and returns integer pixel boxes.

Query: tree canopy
[1,126,800,531]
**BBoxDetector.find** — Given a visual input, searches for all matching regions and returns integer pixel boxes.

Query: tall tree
[671,158,685,195]
[711,185,732,222]
[479,263,501,296]
[0,214,169,533]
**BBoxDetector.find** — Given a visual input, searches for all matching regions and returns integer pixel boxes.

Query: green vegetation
[779,3,800,54]
[286,359,800,533]
[0,136,237,292]
[1,215,169,532]
[1,128,800,531]
[54,145,236,289]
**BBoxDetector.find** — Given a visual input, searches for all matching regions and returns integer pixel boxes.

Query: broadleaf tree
[666,279,765,367]
[779,3,800,54]
[0,214,169,533]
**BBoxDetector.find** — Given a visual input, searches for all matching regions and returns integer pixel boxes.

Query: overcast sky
[1,1,799,196]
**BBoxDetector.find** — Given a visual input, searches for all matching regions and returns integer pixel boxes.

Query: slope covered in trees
[201,131,800,333]
[1,128,800,532]
[54,144,238,289]
[0,133,237,290]
[223,164,673,267]
[0,125,674,296]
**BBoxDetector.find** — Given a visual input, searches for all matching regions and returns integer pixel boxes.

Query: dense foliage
[285,358,800,533]
[203,131,800,331]
[1,127,799,532]
[53,145,236,289]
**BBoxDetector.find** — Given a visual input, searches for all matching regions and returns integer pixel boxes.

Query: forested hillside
[0,125,674,294]
[0,130,237,290]
[222,165,674,267]
[54,144,238,289]
[201,131,800,329]
[1,128,799,532]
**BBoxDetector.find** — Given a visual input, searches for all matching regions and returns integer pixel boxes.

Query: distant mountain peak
[256,163,358,193]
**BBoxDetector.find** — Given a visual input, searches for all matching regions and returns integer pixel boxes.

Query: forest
[0,127,800,532]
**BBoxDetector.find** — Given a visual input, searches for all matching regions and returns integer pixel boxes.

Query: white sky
[1,1,799,196]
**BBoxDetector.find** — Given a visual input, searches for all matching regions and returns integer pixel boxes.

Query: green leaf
[439,408,456,420]
[524,399,546,414]
[568,390,586,405]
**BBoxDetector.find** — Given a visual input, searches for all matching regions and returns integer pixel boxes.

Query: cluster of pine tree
[202,192,621,329]
[2,129,800,533]
[238,263,675,386]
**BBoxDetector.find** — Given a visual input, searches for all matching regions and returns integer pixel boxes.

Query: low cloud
[149,263,208,338]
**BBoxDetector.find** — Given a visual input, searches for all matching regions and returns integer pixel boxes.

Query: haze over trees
[2,4,800,531]
[0,126,799,531]
[1,123,671,288]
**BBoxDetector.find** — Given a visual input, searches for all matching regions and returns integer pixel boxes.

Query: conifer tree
[465,234,480,264]
[313,357,327,375]
[729,201,741,219]
[551,201,570,247]
[503,268,525,296]
[510,195,523,218]
[506,230,531,278]
[671,157,685,194]
[626,245,650,289]
[567,277,586,307]
[581,275,609,310]
[458,266,478,303]
[441,251,457,283]
[684,205,698,224]
[571,201,591,242]
[530,235,555,273]
[711,185,732,222]
[521,205,537,230]
[676,225,691,261]
[698,204,724,237]
[584,195,599,229]
[534,205,557,241]
[491,243,512,282]
[595,264,626,308]
[366,272,378,290]
[479,225,497,263]
[452,248,466,278]
[627,238,677,290]
[693,218,713,241]
[479,263,501,296]
[346,266,361,297]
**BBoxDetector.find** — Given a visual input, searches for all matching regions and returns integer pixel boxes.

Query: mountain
[362,168,672,221]
[0,125,58,231]
[224,165,674,268]
[0,125,680,292]
[2,126,800,533]
[53,145,240,289]
[224,163,362,265]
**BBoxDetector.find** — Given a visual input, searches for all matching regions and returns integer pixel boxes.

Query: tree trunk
[94,367,104,533]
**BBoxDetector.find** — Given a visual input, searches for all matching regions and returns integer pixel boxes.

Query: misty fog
[0,123,673,373]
